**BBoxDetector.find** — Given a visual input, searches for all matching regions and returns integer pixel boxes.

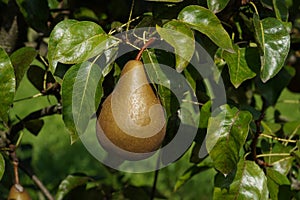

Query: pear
[97,60,166,160]
[7,184,31,200]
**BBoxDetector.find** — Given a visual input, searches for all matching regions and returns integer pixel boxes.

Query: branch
[9,104,62,140]
[19,161,55,200]
[251,113,272,167]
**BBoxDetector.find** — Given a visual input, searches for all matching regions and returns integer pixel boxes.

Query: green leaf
[27,65,56,92]
[48,19,118,72]
[214,160,269,199]
[0,47,15,122]
[15,0,49,33]
[207,0,230,13]
[157,20,195,72]
[24,119,44,136]
[256,66,294,106]
[206,105,252,174]
[62,61,103,143]
[261,121,281,136]
[0,153,4,181]
[142,50,173,118]
[178,5,233,52]
[175,156,214,191]
[145,0,183,2]
[199,100,211,128]
[267,168,290,200]
[283,121,300,137]
[253,15,290,82]
[222,45,256,88]
[276,89,300,121]
[56,174,92,200]
[10,47,37,89]
[272,0,289,22]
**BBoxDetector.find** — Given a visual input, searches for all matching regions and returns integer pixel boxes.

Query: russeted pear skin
[97,60,166,160]
[8,184,31,200]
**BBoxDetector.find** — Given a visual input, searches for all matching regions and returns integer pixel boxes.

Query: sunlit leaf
[48,19,118,72]
[206,105,252,174]
[253,14,290,82]
[0,47,15,122]
[157,20,195,72]
[10,47,37,89]
[207,0,230,13]
[56,174,92,200]
[222,44,256,88]
[178,5,233,52]
[0,153,4,181]
[214,160,269,199]
[62,61,104,143]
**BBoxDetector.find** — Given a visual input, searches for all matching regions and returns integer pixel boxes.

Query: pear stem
[135,38,155,61]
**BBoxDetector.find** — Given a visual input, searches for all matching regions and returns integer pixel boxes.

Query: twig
[9,104,62,140]
[19,161,55,200]
[251,113,272,167]
[135,38,156,61]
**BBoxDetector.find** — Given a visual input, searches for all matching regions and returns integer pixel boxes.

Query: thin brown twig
[251,113,272,167]
[19,161,55,200]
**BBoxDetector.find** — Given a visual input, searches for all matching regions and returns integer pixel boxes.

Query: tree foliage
[0,0,300,199]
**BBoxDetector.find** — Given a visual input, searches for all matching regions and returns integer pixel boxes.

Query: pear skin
[97,60,166,160]
[8,184,31,200]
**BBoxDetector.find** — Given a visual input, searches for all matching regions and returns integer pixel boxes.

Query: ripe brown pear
[97,60,166,160]
[7,184,31,200]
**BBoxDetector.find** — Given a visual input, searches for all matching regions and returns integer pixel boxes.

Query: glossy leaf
[48,20,118,72]
[0,47,15,122]
[0,153,4,181]
[157,20,195,72]
[214,160,269,199]
[16,0,49,33]
[222,45,256,88]
[56,174,92,200]
[62,61,103,143]
[10,47,37,89]
[253,15,290,82]
[207,0,230,13]
[206,105,252,174]
[178,5,233,52]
